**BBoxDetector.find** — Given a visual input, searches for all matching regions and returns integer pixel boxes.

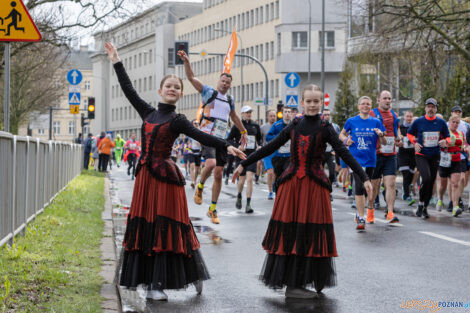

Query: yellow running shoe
[207,209,220,224]
[194,186,203,205]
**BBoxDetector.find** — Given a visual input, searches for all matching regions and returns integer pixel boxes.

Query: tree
[333,63,358,127]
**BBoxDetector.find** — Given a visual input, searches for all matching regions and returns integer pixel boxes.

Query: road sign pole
[3,43,10,132]
[49,106,53,140]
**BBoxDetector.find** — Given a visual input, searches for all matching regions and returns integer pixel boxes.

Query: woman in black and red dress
[105,43,245,300]
[233,84,372,298]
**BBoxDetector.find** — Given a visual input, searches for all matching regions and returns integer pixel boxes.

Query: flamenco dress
[113,61,229,290]
[240,114,368,291]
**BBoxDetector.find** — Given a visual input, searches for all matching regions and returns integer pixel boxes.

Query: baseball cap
[451,105,462,112]
[425,98,438,106]
[241,105,253,113]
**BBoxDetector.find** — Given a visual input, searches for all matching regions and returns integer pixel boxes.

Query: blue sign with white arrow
[69,92,81,105]
[67,69,83,85]
[284,72,300,88]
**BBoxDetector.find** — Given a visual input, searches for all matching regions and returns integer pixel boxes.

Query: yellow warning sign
[0,0,42,42]
[70,105,79,114]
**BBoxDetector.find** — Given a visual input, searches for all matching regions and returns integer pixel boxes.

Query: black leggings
[353,167,375,196]
[127,153,137,176]
[402,170,413,198]
[415,154,439,207]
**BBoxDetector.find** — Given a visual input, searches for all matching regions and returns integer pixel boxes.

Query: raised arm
[105,42,154,119]
[177,50,203,93]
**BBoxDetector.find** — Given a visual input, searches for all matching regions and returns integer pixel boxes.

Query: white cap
[241,105,253,113]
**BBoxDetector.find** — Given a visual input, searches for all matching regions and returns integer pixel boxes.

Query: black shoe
[236,196,242,209]
[447,201,453,212]
[245,204,254,213]
[422,207,430,219]
[416,205,423,217]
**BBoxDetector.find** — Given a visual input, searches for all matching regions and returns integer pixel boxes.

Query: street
[108,164,470,313]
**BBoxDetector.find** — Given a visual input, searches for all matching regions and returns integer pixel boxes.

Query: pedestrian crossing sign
[0,0,42,42]
[69,92,80,105]
[286,95,298,107]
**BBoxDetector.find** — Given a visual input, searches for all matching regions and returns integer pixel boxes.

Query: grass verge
[0,170,106,312]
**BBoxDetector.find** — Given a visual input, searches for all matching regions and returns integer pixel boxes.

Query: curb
[100,177,122,313]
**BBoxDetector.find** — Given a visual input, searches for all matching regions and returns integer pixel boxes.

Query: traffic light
[87,97,95,119]
[276,100,283,120]
[174,41,189,65]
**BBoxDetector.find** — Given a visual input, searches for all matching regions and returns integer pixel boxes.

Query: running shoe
[452,206,463,217]
[422,207,430,219]
[386,212,399,223]
[436,200,443,212]
[342,186,346,193]
[225,177,229,185]
[194,186,203,205]
[236,196,242,209]
[245,204,254,214]
[415,205,423,217]
[406,196,415,206]
[146,288,168,301]
[366,208,375,224]
[447,201,453,212]
[285,287,316,299]
[374,201,380,210]
[268,192,274,200]
[355,215,366,230]
[401,192,407,201]
[347,185,353,197]
[207,209,220,224]
[429,197,437,206]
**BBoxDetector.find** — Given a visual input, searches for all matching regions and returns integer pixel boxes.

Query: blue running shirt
[344,115,385,167]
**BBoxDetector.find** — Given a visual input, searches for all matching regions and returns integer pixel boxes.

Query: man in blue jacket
[266,106,293,192]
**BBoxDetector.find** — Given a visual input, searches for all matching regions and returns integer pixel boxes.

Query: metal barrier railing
[0,131,83,247]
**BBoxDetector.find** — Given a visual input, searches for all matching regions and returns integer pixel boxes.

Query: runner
[340,96,386,229]
[322,108,341,189]
[114,134,126,168]
[186,119,203,189]
[407,98,449,219]
[369,90,400,223]
[436,115,465,217]
[260,109,277,199]
[106,42,245,300]
[124,133,140,180]
[266,106,292,192]
[398,111,416,205]
[231,84,371,298]
[228,106,263,213]
[178,50,248,224]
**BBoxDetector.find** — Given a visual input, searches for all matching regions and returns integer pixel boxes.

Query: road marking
[262,189,270,192]
[419,231,470,247]
[218,210,267,217]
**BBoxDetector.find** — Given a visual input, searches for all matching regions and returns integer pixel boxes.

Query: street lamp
[307,0,312,83]
[214,28,244,107]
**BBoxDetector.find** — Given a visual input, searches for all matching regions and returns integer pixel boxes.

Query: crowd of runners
[100,41,468,301]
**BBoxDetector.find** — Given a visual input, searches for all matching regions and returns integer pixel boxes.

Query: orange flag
[222,28,238,74]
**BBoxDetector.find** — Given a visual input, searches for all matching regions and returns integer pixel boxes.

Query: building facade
[91,2,202,140]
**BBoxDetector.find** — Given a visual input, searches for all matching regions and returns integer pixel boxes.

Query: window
[138,79,142,92]
[149,76,152,91]
[139,53,142,67]
[265,43,269,60]
[144,77,147,91]
[270,41,274,59]
[144,52,147,65]
[84,80,90,90]
[68,121,76,135]
[260,6,264,23]
[120,108,123,120]
[319,31,335,48]
[265,4,270,22]
[134,55,137,68]
[277,33,281,55]
[275,79,279,97]
[168,48,175,67]
[292,32,308,49]
[37,128,45,135]
[53,121,60,135]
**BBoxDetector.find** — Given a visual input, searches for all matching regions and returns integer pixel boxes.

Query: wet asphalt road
[108,164,470,313]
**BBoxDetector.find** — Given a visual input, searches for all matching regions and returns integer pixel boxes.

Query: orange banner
[196,102,204,122]
[222,28,238,74]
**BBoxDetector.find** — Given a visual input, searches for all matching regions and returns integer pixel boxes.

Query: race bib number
[211,119,228,139]
[423,131,439,147]
[439,151,451,168]
[129,143,137,150]
[326,143,333,152]
[246,135,256,150]
[380,136,395,154]
[278,140,291,154]
[403,137,413,149]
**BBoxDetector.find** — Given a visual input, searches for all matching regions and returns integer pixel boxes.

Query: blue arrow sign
[286,95,298,107]
[69,92,81,105]
[284,72,300,88]
[67,69,83,85]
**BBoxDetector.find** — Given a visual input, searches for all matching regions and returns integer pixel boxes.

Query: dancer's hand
[232,165,244,183]
[177,50,189,63]
[227,145,246,160]
[105,42,121,63]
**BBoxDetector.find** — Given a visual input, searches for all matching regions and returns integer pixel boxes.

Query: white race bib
[211,119,228,139]
[279,140,291,154]
[129,143,137,150]
[380,136,395,154]
[246,135,256,150]
[403,137,413,149]
[439,151,451,168]
[423,131,439,147]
